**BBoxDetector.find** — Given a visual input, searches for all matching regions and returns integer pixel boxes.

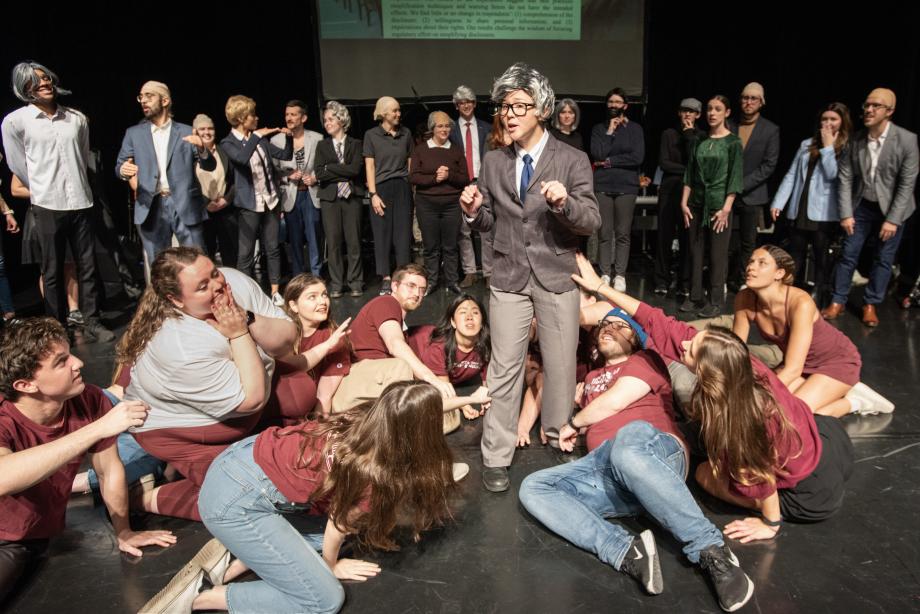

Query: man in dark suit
[727,82,780,289]
[116,81,214,269]
[822,88,919,326]
[460,63,601,493]
[450,85,492,287]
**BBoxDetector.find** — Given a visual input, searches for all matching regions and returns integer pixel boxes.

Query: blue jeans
[199,437,344,614]
[287,191,324,276]
[519,421,722,568]
[87,390,165,492]
[832,200,905,305]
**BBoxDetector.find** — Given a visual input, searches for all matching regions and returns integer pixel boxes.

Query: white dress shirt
[0,104,93,211]
[151,120,172,192]
[867,121,891,184]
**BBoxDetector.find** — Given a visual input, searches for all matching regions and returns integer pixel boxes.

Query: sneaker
[846,382,895,415]
[613,276,627,292]
[329,289,344,299]
[272,292,284,307]
[379,279,392,296]
[697,303,721,318]
[83,318,116,343]
[452,462,470,482]
[699,544,754,612]
[852,270,870,287]
[139,538,229,613]
[620,530,663,595]
[349,288,364,298]
[67,309,85,327]
[600,274,611,288]
[679,297,700,313]
[653,284,668,295]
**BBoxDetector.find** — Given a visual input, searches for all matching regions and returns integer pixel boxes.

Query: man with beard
[115,81,213,269]
[1,61,114,341]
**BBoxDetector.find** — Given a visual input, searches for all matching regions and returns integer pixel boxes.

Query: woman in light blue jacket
[770,103,852,299]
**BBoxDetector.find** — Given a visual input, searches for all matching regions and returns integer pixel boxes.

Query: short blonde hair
[373,96,399,122]
[225,95,256,127]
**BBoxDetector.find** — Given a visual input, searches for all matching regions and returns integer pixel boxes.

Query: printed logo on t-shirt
[454,359,482,372]
[584,365,623,400]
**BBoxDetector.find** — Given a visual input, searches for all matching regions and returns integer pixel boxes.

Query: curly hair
[279,381,456,551]
[0,317,69,400]
[116,247,204,367]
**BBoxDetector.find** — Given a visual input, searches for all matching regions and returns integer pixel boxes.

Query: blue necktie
[520,153,533,202]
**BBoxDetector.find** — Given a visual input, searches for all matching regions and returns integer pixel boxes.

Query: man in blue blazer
[115,81,214,267]
[449,85,492,287]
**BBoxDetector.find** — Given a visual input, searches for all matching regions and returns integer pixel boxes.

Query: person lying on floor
[141,381,459,614]
[116,246,298,522]
[518,307,755,612]
[733,245,891,416]
[0,318,175,605]
[572,252,855,532]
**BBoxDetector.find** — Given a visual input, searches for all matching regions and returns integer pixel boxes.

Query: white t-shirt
[128,268,289,432]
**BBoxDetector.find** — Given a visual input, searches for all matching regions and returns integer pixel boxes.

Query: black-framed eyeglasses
[398,281,427,294]
[862,102,891,111]
[493,102,536,117]
[597,319,631,331]
[137,93,159,102]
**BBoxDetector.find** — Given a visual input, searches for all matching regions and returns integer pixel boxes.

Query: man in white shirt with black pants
[1,61,113,342]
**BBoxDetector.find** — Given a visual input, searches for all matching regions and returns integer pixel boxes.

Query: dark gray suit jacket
[728,116,780,206]
[838,122,919,225]
[470,133,600,293]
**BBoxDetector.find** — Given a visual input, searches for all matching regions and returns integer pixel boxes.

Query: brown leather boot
[459,273,477,288]
[821,302,845,320]
[861,304,879,327]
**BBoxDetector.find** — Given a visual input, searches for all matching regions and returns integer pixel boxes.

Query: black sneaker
[379,280,392,296]
[696,303,721,318]
[620,530,663,595]
[84,318,116,343]
[67,309,85,327]
[653,284,668,295]
[679,297,700,313]
[699,544,754,612]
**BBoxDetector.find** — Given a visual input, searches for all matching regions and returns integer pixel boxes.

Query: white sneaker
[600,274,611,288]
[852,270,870,287]
[846,382,895,415]
[613,276,627,292]
[272,292,284,307]
[139,538,229,613]
[452,462,470,482]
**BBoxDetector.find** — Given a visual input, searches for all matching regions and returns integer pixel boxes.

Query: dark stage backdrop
[2,1,919,286]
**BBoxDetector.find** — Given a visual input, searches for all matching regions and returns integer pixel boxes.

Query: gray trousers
[458,219,477,275]
[483,275,580,467]
[596,192,637,277]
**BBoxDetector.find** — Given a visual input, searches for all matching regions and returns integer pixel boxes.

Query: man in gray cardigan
[460,63,600,493]
[823,88,919,327]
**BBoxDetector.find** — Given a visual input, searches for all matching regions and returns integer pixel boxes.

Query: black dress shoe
[329,289,344,299]
[425,283,440,297]
[679,297,700,313]
[446,284,462,295]
[482,467,510,492]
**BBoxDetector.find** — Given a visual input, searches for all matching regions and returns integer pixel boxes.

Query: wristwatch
[368,191,377,197]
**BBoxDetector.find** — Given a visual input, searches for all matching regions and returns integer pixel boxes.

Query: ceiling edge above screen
[316,0,646,102]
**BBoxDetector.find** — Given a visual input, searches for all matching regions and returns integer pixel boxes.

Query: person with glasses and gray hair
[1,61,114,342]
[460,62,600,493]
[314,101,365,297]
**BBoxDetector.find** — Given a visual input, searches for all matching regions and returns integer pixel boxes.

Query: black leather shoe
[447,284,462,295]
[482,467,510,492]
[425,283,440,297]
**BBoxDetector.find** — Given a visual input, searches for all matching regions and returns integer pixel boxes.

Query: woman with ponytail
[117,247,296,521]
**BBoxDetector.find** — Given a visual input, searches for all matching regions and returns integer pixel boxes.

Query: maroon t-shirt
[579,350,683,452]
[632,302,822,499]
[0,385,116,541]
[407,325,487,384]
[349,296,404,361]
[254,421,369,514]
[300,328,351,381]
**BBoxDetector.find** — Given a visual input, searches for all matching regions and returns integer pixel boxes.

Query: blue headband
[603,308,648,349]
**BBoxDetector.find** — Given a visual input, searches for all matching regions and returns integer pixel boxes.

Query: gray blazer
[470,134,601,293]
[838,122,919,225]
[728,117,780,206]
[272,130,323,212]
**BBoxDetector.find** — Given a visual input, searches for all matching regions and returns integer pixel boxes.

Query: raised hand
[459,184,482,217]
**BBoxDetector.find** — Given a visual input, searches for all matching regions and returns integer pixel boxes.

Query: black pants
[785,223,836,292]
[32,206,100,322]
[415,193,461,286]
[654,175,690,288]
[0,538,48,605]
[370,178,412,277]
[732,202,762,284]
[203,205,239,269]
[320,194,364,292]
[237,207,281,285]
[687,206,732,304]
[596,192,638,277]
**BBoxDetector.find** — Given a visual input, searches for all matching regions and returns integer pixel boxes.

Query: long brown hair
[290,381,455,550]
[686,327,802,489]
[808,102,851,160]
[116,247,204,366]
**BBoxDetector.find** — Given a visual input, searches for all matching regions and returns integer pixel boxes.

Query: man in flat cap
[115,81,214,271]
[822,88,919,327]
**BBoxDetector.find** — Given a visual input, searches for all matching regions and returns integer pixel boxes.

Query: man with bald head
[115,81,214,269]
[822,88,919,326]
